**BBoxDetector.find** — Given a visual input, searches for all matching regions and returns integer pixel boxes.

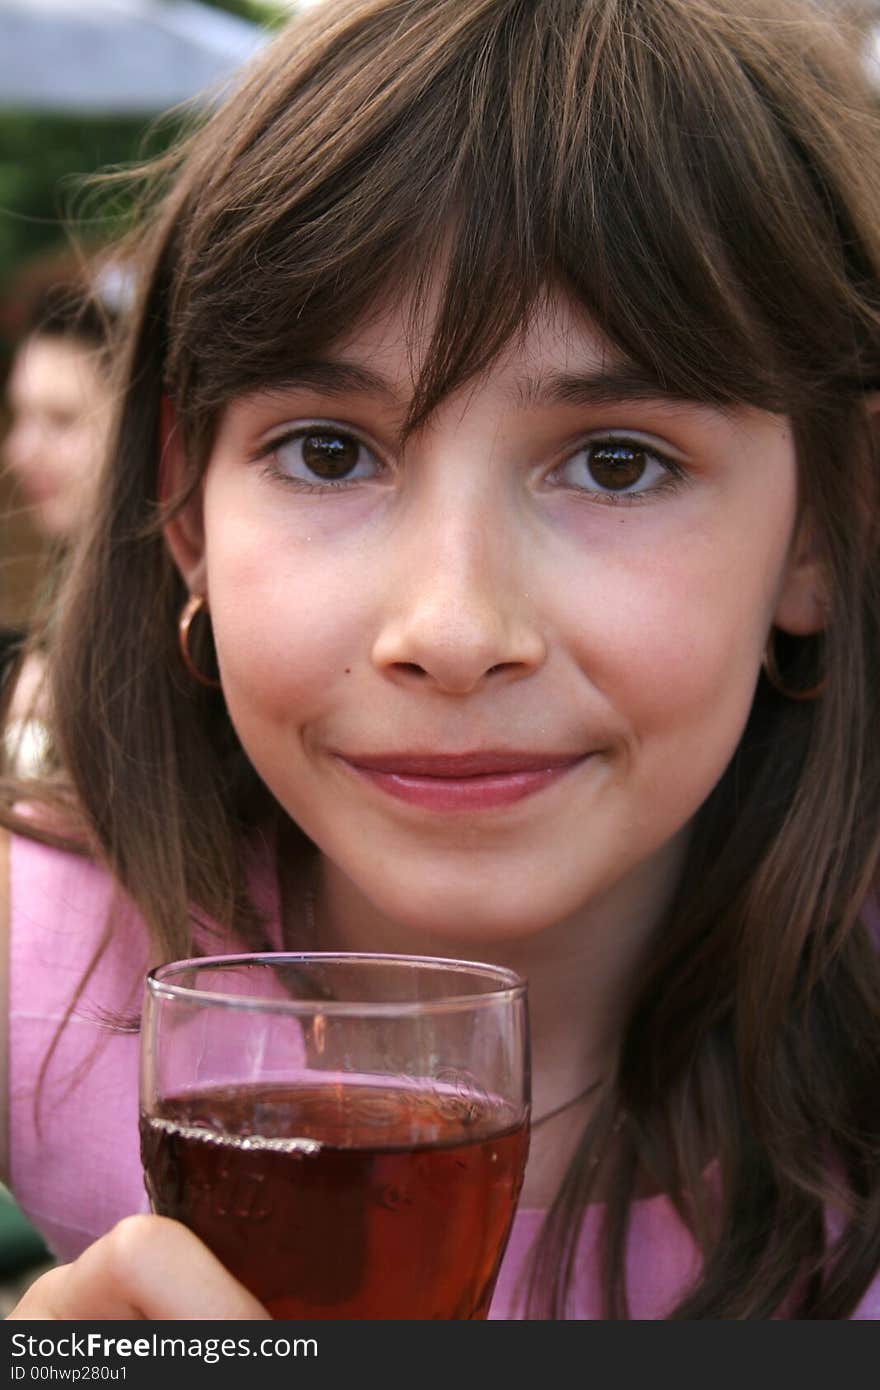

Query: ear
[774,393,880,635]
[160,396,207,594]
[772,509,829,637]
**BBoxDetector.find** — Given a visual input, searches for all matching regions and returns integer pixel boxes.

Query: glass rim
[145,951,527,1018]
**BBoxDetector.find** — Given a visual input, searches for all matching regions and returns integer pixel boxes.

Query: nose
[371,503,547,695]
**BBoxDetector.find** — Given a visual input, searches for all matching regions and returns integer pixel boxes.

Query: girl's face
[169,290,824,944]
[4,334,111,539]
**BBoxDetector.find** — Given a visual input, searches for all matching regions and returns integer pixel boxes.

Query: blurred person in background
[3,276,116,544]
[1,256,127,772]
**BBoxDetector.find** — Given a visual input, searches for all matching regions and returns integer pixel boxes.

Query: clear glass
[140,952,530,1320]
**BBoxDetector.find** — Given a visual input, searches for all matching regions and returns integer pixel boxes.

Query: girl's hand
[5,1215,271,1320]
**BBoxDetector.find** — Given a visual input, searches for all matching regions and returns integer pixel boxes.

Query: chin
[371,880,566,949]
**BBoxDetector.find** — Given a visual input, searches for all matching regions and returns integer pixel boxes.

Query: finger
[7,1215,271,1321]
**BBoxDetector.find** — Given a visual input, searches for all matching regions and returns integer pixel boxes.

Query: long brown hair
[3,0,880,1317]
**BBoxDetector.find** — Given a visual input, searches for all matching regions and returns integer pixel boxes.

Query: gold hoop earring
[762,629,826,702]
[178,593,221,689]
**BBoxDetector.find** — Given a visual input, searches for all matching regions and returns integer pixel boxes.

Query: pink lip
[336,750,591,811]
[16,475,57,505]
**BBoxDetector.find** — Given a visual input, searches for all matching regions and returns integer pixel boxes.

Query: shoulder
[3,823,150,1171]
[9,823,110,943]
[2,827,152,1255]
[7,826,150,1012]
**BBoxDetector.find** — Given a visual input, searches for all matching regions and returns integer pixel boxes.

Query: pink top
[8,832,880,1319]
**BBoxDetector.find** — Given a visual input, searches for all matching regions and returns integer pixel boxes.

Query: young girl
[2,0,879,1320]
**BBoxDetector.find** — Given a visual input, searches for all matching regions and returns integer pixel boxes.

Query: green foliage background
[0,0,286,346]
[0,113,183,299]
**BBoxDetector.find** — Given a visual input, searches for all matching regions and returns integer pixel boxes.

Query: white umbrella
[0,0,270,114]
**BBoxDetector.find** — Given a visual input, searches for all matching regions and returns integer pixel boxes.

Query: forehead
[8,335,103,409]
[289,279,716,426]
[331,282,619,390]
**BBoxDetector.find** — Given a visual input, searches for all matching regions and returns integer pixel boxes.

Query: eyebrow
[261,359,698,412]
[511,364,698,409]
[263,361,404,405]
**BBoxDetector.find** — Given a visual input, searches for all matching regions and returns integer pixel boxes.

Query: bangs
[160,0,880,438]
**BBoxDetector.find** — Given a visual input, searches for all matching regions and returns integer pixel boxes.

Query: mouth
[15,474,57,504]
[334,750,593,811]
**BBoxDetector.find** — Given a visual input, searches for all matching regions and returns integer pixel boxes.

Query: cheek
[552,549,770,861]
[205,541,369,725]
[562,537,774,740]
[58,428,99,484]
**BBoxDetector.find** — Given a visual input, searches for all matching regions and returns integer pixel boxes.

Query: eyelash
[254,426,382,495]
[254,424,687,505]
[546,439,686,507]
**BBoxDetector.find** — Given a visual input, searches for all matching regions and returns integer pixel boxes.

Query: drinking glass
[140,952,530,1319]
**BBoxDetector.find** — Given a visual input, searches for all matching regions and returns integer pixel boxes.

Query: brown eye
[269,427,381,488]
[587,442,648,491]
[552,436,677,501]
[301,432,361,479]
